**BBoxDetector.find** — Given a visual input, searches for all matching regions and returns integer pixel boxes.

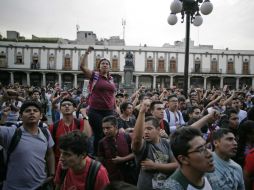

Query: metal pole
[184,12,191,98]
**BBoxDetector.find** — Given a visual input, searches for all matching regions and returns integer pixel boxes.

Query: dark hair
[120,102,133,113]
[178,95,186,102]
[60,98,77,107]
[102,115,118,127]
[32,89,41,95]
[145,116,160,128]
[150,100,163,111]
[168,94,177,101]
[20,101,42,114]
[187,106,200,115]
[97,58,111,69]
[170,127,203,163]
[59,130,88,156]
[212,128,232,141]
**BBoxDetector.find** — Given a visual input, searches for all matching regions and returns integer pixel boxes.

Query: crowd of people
[1,48,254,190]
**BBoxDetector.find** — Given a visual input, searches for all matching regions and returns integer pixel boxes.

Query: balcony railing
[31,63,40,69]
[191,68,222,74]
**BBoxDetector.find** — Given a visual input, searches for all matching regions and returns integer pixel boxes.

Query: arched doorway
[62,73,74,90]
[0,71,10,85]
[13,71,26,86]
[190,76,204,88]
[46,73,58,87]
[30,72,42,87]
[224,77,236,90]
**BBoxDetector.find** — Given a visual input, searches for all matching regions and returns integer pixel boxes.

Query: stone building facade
[0,30,253,90]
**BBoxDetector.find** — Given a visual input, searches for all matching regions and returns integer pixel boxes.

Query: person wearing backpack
[97,115,137,185]
[49,98,92,167]
[132,99,178,190]
[80,46,116,156]
[54,130,109,190]
[0,101,55,190]
[163,94,186,134]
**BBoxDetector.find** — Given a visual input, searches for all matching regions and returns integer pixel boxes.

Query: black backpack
[0,122,49,183]
[59,159,101,190]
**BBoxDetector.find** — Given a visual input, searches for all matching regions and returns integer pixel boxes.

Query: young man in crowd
[54,130,109,190]
[164,94,185,133]
[97,115,137,184]
[132,99,178,190]
[0,101,55,190]
[163,127,214,190]
[150,100,170,138]
[49,98,92,166]
[206,128,245,190]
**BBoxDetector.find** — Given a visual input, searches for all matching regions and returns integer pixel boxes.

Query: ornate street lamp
[167,0,213,98]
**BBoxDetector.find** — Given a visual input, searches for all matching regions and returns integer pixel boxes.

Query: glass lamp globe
[170,0,182,14]
[201,0,213,15]
[167,13,178,25]
[193,14,203,26]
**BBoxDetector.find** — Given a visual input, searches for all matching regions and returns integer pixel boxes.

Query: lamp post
[167,0,213,98]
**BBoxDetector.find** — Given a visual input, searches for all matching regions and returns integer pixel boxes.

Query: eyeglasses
[61,103,73,107]
[187,144,210,155]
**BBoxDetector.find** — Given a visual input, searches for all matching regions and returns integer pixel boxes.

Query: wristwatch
[83,115,89,120]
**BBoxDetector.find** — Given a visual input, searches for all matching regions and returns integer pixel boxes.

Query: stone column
[10,72,14,84]
[74,74,77,88]
[121,74,124,83]
[153,75,157,89]
[204,76,207,89]
[135,75,139,89]
[26,72,30,86]
[170,76,174,88]
[236,77,239,90]
[42,73,46,87]
[252,77,254,89]
[58,73,62,88]
[220,77,224,89]
[188,76,191,90]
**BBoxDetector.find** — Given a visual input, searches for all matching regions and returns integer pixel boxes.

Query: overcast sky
[1,0,254,50]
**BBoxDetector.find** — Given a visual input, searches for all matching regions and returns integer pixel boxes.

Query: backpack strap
[38,122,49,141]
[52,120,60,145]
[74,118,81,130]
[124,133,132,152]
[3,128,22,180]
[165,109,171,123]
[89,71,100,93]
[86,159,101,190]
[59,168,68,187]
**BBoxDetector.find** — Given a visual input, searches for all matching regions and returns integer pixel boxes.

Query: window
[0,52,7,67]
[157,59,165,72]
[169,60,176,73]
[194,60,201,73]
[63,57,71,70]
[211,59,218,73]
[243,61,249,75]
[48,54,55,69]
[146,59,153,72]
[227,60,234,74]
[31,54,39,69]
[112,58,119,71]
[16,52,23,64]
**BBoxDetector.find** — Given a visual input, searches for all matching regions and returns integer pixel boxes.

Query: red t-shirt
[89,72,115,110]
[49,119,85,165]
[244,148,254,190]
[55,157,109,190]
